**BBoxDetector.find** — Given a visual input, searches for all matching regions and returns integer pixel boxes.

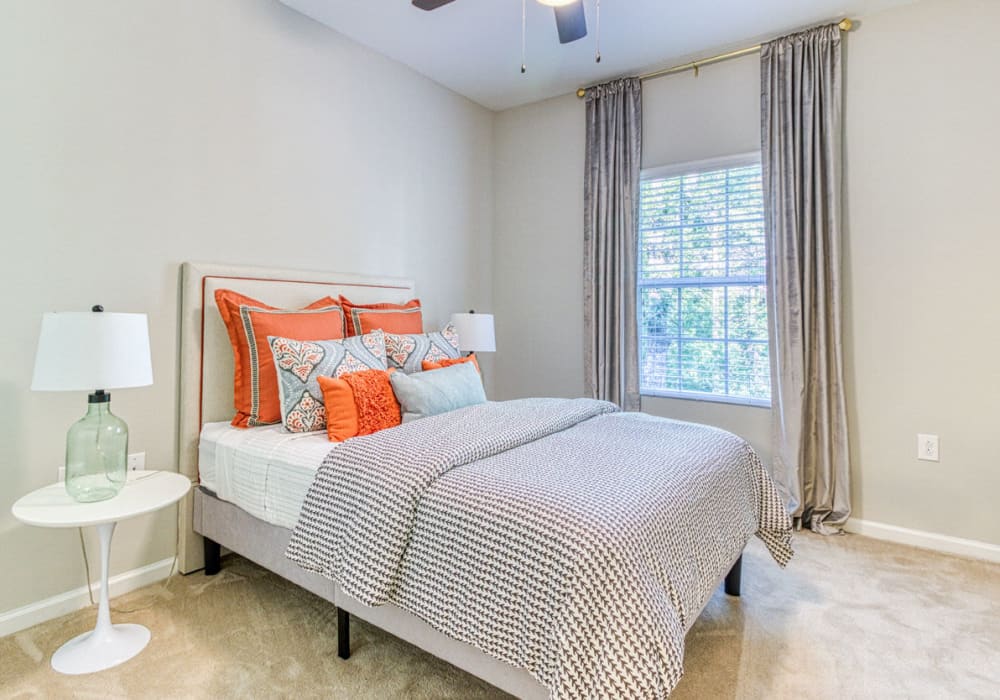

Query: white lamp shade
[31,312,153,391]
[450,312,496,353]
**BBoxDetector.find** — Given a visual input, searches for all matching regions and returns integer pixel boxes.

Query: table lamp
[450,311,496,355]
[31,306,153,503]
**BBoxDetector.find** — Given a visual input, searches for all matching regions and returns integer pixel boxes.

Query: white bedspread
[198,421,332,529]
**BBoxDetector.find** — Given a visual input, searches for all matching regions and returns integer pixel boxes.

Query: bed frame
[176,261,743,700]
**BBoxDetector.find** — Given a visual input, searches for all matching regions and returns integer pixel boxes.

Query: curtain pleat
[583,78,642,410]
[761,24,851,533]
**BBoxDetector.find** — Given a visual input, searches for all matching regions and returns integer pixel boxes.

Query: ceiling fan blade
[553,1,587,44]
[412,0,456,10]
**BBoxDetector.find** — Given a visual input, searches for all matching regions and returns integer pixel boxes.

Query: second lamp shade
[450,313,496,353]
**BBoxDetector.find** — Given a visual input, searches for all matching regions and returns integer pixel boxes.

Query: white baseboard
[845,518,1000,564]
[0,557,175,639]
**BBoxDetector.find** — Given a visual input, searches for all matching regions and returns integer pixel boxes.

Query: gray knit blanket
[287,398,793,699]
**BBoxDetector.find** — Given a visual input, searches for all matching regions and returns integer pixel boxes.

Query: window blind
[638,159,771,405]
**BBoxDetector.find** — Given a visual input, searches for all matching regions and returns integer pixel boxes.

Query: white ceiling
[279,0,913,111]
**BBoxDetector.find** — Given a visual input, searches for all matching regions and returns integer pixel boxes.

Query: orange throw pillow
[344,370,401,436]
[316,375,358,442]
[318,369,401,442]
[215,289,345,428]
[340,296,423,336]
[422,353,480,374]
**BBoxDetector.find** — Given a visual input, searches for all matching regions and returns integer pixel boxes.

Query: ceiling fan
[412,0,588,45]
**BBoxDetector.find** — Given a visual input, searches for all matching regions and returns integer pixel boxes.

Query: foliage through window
[638,156,771,405]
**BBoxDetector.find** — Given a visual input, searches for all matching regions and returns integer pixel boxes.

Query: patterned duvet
[287,398,793,699]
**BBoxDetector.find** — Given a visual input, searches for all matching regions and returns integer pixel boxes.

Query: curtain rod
[575,18,854,98]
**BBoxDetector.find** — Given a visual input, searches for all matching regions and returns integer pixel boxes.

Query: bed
[176,261,793,699]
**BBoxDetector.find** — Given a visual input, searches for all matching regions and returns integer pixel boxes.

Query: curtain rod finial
[577,88,586,98]
[839,18,853,32]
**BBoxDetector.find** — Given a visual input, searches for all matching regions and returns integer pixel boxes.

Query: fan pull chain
[595,0,601,63]
[521,0,527,73]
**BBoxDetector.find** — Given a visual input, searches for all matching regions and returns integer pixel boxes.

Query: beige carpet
[2,531,998,699]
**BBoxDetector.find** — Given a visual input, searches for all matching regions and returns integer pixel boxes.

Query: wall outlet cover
[917,434,939,462]
[127,452,146,471]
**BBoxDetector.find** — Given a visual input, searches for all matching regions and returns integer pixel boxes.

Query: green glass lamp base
[66,477,122,503]
[65,392,128,504]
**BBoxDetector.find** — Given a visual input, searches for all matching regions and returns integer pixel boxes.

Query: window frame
[637,152,772,409]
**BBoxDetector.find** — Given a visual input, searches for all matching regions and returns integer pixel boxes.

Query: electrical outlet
[57,466,66,482]
[127,452,146,471]
[917,434,939,462]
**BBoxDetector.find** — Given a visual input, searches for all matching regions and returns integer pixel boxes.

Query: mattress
[199,422,331,529]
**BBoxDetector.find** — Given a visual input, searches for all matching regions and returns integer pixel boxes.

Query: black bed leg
[724,555,742,597]
[337,608,351,660]
[203,537,221,576]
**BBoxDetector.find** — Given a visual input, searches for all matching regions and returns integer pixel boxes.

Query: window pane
[640,287,679,338]
[727,341,770,399]
[640,338,680,392]
[727,222,766,277]
[680,287,725,339]
[680,340,725,394]
[727,284,768,341]
[640,230,681,279]
[637,158,770,403]
[640,179,681,230]
[681,224,727,278]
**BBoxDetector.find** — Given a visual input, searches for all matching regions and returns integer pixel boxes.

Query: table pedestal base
[50,521,151,674]
[51,622,150,674]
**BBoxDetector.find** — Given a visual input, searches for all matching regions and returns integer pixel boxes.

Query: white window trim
[642,388,772,409]
[638,151,771,407]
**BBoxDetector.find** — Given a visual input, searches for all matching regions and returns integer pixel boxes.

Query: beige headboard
[176,262,415,573]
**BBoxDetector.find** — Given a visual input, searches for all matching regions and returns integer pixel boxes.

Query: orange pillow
[340,296,423,336]
[316,375,358,442]
[215,289,345,428]
[422,353,480,374]
[318,369,401,442]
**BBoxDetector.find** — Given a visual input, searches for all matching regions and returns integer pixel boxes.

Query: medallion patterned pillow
[383,324,460,373]
[267,330,387,433]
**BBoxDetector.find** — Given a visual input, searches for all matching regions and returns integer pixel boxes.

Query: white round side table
[11,470,190,675]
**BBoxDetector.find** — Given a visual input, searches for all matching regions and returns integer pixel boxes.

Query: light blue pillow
[389,362,486,421]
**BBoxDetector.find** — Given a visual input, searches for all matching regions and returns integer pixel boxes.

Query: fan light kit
[412,0,601,72]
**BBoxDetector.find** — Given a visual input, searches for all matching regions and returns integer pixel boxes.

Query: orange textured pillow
[318,369,401,442]
[215,289,345,428]
[340,296,423,337]
[344,370,401,436]
[422,353,480,374]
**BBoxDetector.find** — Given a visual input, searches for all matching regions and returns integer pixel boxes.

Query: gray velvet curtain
[583,77,642,410]
[761,24,850,534]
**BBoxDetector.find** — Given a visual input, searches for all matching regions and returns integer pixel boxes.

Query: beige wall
[493,0,1000,545]
[0,0,494,614]
[493,95,587,403]
[842,0,1000,542]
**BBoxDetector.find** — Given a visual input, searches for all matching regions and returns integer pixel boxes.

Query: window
[638,155,771,406]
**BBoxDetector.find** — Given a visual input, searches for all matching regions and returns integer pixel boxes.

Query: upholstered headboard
[176,262,415,572]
